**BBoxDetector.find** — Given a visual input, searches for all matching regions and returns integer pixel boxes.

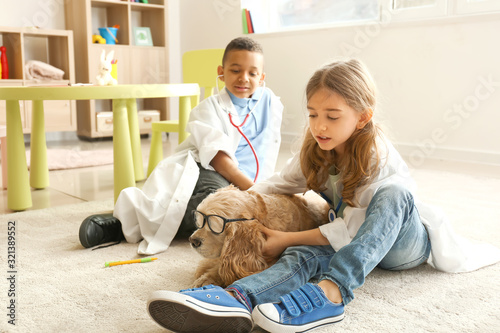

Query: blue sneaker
[252,283,344,333]
[147,285,253,332]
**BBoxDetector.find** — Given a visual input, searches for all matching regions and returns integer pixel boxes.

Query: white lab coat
[251,137,500,273]
[114,87,283,255]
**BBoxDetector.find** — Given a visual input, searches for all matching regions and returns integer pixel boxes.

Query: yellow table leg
[6,100,32,211]
[147,126,163,177]
[126,98,144,182]
[30,100,49,189]
[178,96,192,143]
[113,99,135,202]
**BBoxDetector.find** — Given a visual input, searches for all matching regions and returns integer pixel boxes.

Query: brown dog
[189,185,329,287]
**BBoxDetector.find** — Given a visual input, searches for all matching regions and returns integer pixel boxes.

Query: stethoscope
[320,192,343,223]
[216,75,265,183]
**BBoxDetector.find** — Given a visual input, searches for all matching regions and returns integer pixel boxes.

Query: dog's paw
[192,275,214,288]
[191,273,225,288]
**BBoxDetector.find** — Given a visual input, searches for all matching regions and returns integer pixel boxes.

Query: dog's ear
[218,222,268,286]
[246,190,268,225]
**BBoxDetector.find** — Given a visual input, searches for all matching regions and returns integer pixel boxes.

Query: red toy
[1,46,9,79]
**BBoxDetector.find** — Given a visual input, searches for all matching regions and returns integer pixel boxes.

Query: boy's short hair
[222,37,263,65]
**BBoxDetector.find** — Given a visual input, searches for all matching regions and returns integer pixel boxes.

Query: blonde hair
[300,59,382,206]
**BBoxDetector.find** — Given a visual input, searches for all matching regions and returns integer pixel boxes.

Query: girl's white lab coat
[114,87,283,255]
[251,137,500,273]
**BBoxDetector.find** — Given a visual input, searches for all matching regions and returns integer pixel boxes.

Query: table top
[0,83,200,100]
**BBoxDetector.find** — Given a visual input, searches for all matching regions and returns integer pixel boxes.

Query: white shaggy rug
[0,166,499,333]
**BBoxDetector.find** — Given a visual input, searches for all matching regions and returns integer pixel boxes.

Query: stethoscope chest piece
[325,196,343,223]
[328,208,336,223]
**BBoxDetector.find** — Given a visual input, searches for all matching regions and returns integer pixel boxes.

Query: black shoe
[79,213,125,248]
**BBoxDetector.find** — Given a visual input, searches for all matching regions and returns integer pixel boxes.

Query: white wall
[0,1,66,30]
[177,0,500,166]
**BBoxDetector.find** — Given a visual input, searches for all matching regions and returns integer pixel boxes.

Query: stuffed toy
[96,50,117,86]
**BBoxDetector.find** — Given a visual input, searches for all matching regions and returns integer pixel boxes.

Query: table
[0,84,200,211]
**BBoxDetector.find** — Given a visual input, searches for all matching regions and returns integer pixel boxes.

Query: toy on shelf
[110,58,118,81]
[92,35,106,44]
[0,46,8,79]
[98,24,119,45]
[96,50,117,86]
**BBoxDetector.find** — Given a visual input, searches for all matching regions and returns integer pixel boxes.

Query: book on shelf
[242,9,248,34]
[242,8,255,34]
[246,9,254,34]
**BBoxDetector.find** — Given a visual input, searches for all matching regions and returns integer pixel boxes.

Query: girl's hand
[261,226,329,264]
[261,226,290,263]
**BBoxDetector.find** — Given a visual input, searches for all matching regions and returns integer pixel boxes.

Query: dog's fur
[189,185,329,287]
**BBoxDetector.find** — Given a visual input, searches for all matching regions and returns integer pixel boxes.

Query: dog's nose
[189,236,202,248]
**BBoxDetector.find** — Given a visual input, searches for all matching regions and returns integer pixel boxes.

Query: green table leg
[178,96,192,143]
[30,100,49,189]
[126,98,144,182]
[147,126,163,177]
[6,100,32,211]
[113,99,135,202]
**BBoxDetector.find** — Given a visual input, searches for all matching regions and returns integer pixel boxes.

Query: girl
[146,59,500,333]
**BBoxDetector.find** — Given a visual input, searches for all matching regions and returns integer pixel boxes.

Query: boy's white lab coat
[252,137,500,273]
[114,87,283,255]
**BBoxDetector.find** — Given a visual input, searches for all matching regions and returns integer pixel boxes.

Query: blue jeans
[227,184,431,310]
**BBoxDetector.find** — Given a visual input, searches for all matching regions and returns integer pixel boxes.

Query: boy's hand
[210,151,254,190]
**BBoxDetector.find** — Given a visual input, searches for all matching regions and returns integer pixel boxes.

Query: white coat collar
[219,87,264,116]
[218,87,238,116]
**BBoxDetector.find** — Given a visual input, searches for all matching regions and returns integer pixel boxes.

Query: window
[455,0,500,14]
[385,0,448,20]
[273,0,379,28]
[241,0,500,34]
[393,0,438,10]
[241,0,379,33]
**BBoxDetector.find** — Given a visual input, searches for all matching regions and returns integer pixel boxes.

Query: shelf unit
[0,27,76,133]
[65,0,169,139]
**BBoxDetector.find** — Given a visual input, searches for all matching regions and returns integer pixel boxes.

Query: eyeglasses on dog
[192,210,255,234]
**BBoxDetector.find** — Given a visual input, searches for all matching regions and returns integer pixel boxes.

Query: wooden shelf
[65,0,168,139]
[0,27,76,133]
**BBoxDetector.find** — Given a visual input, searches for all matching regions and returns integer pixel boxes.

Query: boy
[78,37,284,255]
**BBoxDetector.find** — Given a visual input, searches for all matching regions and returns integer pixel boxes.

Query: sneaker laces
[101,217,124,239]
[90,216,124,250]
[279,283,326,317]
[180,285,217,292]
